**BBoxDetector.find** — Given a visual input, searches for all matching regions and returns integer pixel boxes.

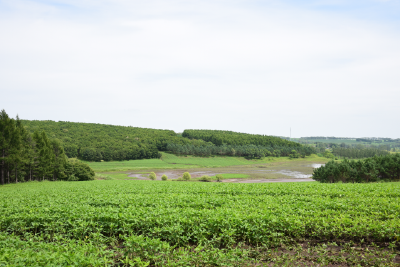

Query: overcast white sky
[1,0,399,138]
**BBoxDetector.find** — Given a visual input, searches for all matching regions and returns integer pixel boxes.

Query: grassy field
[209,173,250,179]
[88,152,328,173]
[1,180,399,266]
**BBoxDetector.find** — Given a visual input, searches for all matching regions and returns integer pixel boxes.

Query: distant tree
[216,174,223,182]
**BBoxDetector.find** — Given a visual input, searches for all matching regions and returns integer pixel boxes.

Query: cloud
[1,0,400,137]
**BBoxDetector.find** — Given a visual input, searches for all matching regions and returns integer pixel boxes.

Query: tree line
[0,110,94,185]
[166,143,315,159]
[331,147,390,159]
[182,129,301,147]
[22,120,211,162]
[313,154,400,183]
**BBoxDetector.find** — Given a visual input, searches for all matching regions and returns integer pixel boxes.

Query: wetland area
[94,153,329,182]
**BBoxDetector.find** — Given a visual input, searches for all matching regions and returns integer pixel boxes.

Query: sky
[1,0,399,138]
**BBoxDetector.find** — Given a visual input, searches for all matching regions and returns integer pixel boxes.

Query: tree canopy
[0,110,94,185]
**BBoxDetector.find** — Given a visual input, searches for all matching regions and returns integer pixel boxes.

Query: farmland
[1,180,399,266]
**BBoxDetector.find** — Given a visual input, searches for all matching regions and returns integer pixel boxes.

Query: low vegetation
[0,181,399,266]
[22,119,210,162]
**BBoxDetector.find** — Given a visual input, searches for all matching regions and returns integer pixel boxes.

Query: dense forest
[166,143,315,158]
[183,130,301,147]
[20,123,306,162]
[22,120,211,162]
[313,154,400,183]
[0,110,95,185]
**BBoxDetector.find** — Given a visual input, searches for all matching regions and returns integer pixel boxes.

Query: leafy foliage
[182,172,191,181]
[198,175,212,182]
[332,147,390,158]
[65,159,95,181]
[161,174,168,181]
[313,154,400,183]
[149,172,157,180]
[21,120,211,162]
[0,110,94,185]
[183,129,301,147]
[166,143,315,159]
[0,181,399,265]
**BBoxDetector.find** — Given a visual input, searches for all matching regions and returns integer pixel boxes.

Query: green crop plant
[0,180,399,266]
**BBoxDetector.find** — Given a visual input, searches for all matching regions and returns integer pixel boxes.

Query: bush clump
[199,175,212,182]
[216,174,223,182]
[64,159,95,181]
[149,172,157,180]
[182,172,191,181]
[161,174,168,181]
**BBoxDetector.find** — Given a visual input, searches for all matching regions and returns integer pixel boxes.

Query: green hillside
[21,121,309,162]
[21,120,209,161]
[183,129,301,147]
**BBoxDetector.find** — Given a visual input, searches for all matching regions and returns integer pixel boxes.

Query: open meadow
[91,153,329,182]
[1,180,399,266]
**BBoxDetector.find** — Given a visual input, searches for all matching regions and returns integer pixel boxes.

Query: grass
[209,173,250,179]
[88,152,329,173]
[86,158,189,172]
[96,173,137,180]
[0,180,399,266]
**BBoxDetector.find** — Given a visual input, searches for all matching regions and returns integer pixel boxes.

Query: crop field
[1,180,399,266]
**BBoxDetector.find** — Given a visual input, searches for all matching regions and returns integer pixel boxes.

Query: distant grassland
[209,173,250,179]
[88,153,327,172]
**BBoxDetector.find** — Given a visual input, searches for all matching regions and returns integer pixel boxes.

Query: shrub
[289,150,300,159]
[216,174,223,182]
[199,175,212,182]
[323,150,335,159]
[161,174,168,181]
[149,172,157,180]
[182,172,191,181]
[64,159,95,181]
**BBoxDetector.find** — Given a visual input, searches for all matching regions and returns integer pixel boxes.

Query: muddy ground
[125,160,325,183]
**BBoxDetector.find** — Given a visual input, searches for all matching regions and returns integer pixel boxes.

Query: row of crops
[1,181,399,265]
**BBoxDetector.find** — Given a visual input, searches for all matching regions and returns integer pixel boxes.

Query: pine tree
[0,110,14,185]
[50,139,67,181]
